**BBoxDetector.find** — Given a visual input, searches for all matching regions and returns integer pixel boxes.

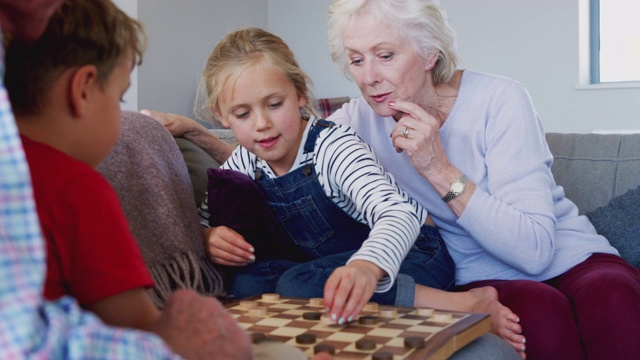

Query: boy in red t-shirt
[5,0,159,331]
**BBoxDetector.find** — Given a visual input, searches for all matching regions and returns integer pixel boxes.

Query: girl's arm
[317,124,422,290]
[318,124,422,324]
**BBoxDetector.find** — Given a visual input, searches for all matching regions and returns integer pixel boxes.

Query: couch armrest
[175,129,238,207]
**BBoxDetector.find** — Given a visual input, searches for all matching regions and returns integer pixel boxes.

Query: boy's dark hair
[4,0,146,117]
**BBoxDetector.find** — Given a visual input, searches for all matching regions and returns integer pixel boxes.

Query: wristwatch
[442,175,468,203]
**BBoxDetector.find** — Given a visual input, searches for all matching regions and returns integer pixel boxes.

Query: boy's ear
[69,65,99,117]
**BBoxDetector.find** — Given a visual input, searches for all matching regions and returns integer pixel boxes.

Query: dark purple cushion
[206,168,297,259]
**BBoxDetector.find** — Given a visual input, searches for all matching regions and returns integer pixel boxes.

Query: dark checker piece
[250,332,267,344]
[314,343,335,355]
[358,315,378,325]
[372,351,394,360]
[355,338,376,350]
[302,311,322,320]
[296,333,316,344]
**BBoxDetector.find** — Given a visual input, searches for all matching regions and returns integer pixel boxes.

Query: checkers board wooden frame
[226,295,490,360]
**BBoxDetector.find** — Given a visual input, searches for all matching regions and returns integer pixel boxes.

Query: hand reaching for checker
[322,260,385,325]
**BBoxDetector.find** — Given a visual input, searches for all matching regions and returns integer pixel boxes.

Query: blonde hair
[328,0,458,86]
[195,27,318,124]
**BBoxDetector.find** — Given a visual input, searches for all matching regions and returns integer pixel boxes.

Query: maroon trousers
[459,254,640,360]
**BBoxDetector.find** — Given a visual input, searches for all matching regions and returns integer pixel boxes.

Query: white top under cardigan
[199,117,430,292]
[328,70,618,286]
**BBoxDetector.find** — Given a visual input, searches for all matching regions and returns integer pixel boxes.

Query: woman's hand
[323,260,383,325]
[141,109,234,164]
[140,109,204,138]
[388,100,474,216]
[203,226,255,266]
[388,100,449,177]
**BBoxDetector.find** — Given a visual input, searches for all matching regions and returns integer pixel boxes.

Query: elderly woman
[323,0,639,359]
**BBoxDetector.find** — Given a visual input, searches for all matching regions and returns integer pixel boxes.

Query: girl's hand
[323,260,383,325]
[203,226,254,266]
[388,100,449,177]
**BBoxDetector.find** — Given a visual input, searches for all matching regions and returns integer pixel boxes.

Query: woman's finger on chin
[389,100,423,118]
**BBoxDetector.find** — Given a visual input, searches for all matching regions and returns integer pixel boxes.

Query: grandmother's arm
[140,109,233,164]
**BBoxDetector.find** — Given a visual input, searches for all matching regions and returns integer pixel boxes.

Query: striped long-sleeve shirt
[200,117,429,292]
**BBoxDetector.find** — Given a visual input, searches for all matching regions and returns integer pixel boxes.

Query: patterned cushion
[317,97,351,119]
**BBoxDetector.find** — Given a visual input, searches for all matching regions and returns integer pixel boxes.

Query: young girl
[197,28,520,338]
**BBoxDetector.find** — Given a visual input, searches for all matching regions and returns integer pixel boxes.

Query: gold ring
[402,126,410,138]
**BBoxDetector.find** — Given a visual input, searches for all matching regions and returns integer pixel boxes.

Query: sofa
[546,132,640,269]
[546,132,640,215]
[174,108,640,271]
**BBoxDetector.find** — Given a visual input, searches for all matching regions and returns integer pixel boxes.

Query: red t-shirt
[22,135,154,306]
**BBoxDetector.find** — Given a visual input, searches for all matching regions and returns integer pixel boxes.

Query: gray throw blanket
[98,110,226,307]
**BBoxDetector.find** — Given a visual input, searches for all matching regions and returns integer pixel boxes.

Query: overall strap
[303,119,335,154]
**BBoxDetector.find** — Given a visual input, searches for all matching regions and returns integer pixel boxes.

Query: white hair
[328,0,459,85]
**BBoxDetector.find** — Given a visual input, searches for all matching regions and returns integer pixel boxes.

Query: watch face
[451,181,465,194]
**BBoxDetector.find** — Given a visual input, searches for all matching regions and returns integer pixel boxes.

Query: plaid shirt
[0,37,176,359]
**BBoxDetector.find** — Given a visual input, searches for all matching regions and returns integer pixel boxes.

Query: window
[590,0,640,83]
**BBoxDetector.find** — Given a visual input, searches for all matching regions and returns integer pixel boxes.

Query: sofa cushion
[175,137,220,207]
[206,168,301,260]
[317,96,351,119]
[586,185,640,269]
[546,133,640,214]
[209,128,238,145]
[174,130,237,207]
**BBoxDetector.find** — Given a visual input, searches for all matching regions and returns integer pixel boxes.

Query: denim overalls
[226,120,455,307]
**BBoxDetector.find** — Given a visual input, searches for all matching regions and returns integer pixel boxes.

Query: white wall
[137,0,268,120]
[138,0,640,134]
[112,0,138,111]
[268,0,360,99]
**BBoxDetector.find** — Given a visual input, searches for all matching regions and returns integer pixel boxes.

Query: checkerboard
[226,294,490,359]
